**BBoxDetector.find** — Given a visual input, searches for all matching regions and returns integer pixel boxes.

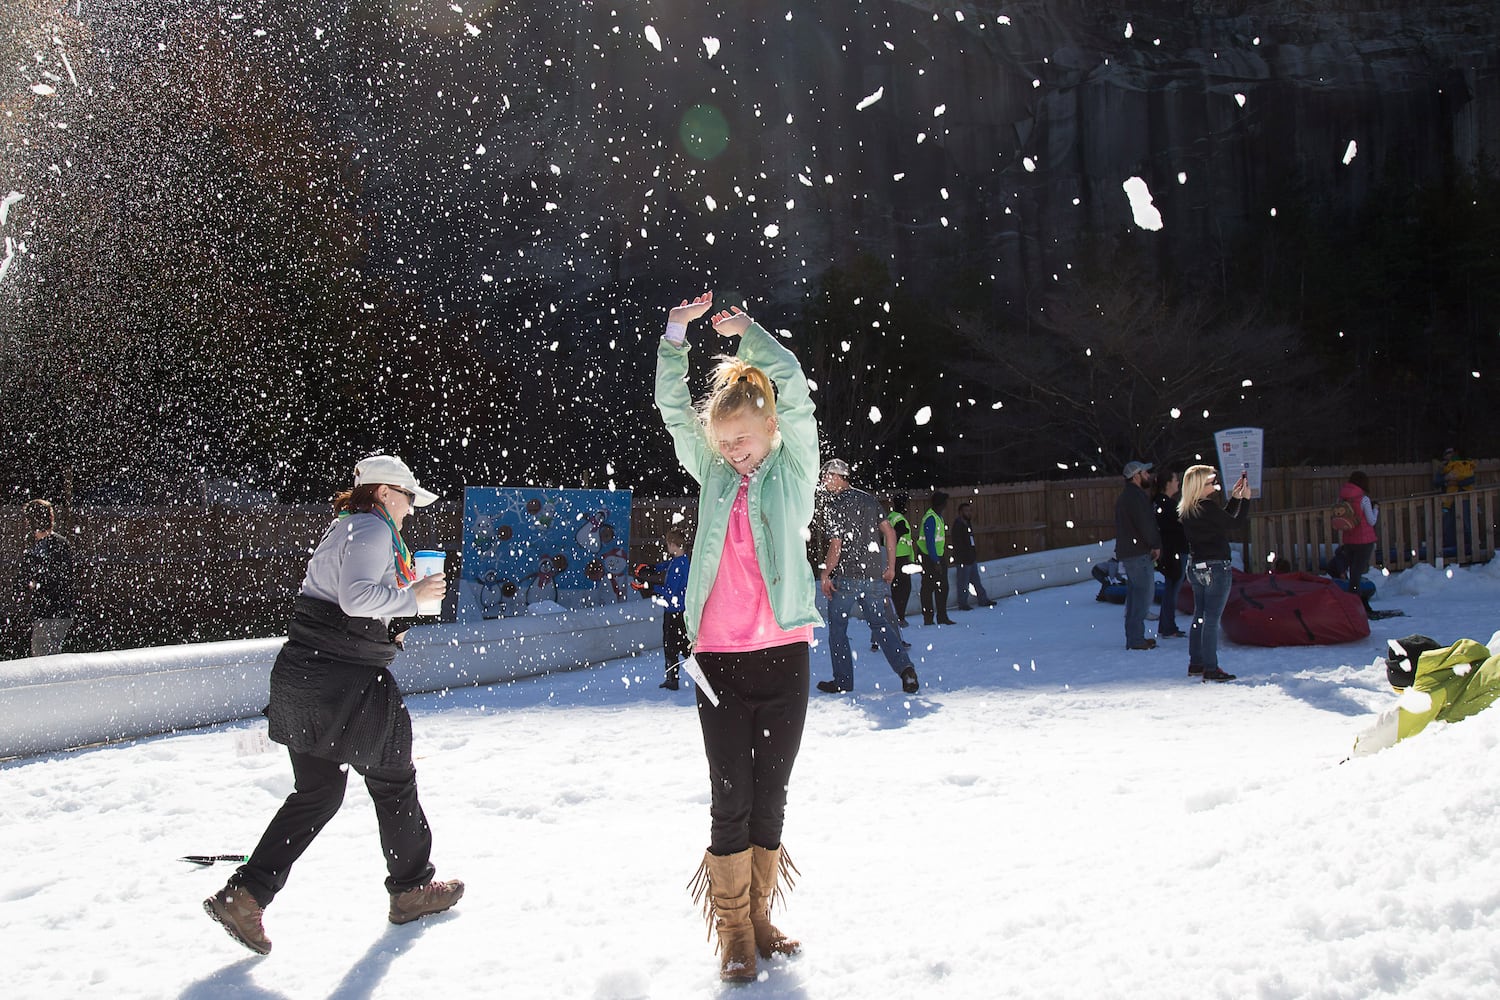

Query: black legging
[234,748,435,908]
[693,642,809,855]
[1345,541,1375,611]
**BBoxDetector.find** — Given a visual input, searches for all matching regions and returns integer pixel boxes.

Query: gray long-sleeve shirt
[300,513,418,622]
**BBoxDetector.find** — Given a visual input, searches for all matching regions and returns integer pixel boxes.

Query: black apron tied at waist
[264,595,413,769]
[286,594,398,667]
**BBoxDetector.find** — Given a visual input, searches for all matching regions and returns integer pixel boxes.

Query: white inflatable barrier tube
[0,544,1111,760]
[0,601,660,760]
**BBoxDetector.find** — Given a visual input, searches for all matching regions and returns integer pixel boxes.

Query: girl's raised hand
[711,306,752,338]
[668,292,714,325]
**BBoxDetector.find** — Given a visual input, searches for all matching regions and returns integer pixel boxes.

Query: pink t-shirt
[695,476,815,653]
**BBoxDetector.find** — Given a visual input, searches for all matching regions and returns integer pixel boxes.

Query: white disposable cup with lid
[413,550,446,615]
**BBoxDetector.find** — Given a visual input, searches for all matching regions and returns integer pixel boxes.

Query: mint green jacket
[655,321,823,644]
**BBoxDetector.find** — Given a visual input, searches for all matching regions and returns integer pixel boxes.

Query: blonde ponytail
[698,356,778,432]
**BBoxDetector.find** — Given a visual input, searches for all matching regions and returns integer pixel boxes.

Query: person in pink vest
[1338,471,1379,618]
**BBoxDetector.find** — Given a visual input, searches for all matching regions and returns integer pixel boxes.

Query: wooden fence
[1249,486,1497,573]
[3,460,1494,655]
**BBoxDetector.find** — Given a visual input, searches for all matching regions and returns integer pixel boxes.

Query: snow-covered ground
[6,560,1500,999]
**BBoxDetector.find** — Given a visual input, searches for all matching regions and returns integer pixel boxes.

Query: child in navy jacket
[633,528,692,689]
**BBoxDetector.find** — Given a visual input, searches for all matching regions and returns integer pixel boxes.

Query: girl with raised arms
[654,291,822,982]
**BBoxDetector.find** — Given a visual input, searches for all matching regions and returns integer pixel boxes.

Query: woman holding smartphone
[1178,465,1250,682]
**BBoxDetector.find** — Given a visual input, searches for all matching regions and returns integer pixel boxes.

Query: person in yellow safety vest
[915,490,955,626]
[1433,445,1478,554]
[886,494,915,627]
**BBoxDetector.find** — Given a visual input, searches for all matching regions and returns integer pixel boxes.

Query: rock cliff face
[7,1,1492,498]
[326,0,1498,318]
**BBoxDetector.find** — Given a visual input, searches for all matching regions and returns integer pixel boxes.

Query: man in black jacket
[1114,462,1161,650]
[950,500,995,610]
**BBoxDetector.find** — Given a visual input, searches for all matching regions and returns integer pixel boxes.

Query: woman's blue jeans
[1188,560,1233,670]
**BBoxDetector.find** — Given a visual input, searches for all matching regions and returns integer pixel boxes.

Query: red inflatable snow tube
[1177,570,1370,646]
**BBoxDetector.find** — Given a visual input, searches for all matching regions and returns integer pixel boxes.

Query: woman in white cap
[204,455,462,955]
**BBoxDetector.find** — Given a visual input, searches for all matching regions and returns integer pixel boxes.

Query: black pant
[919,554,948,621]
[662,610,689,681]
[694,643,809,855]
[1345,541,1375,611]
[891,555,913,621]
[234,748,435,908]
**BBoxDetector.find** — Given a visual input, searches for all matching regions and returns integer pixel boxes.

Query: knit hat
[1385,634,1441,690]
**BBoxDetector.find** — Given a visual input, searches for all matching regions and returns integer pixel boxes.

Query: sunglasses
[388,487,417,503]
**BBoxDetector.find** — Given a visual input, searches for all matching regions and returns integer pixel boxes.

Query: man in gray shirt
[814,459,920,694]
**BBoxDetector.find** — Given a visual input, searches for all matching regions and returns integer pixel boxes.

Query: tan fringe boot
[749,844,800,958]
[688,848,757,983]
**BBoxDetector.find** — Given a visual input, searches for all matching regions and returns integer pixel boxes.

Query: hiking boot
[1201,667,1236,683]
[204,884,272,955]
[1188,663,1204,676]
[389,879,465,925]
[900,668,920,694]
[816,680,851,694]
[937,616,957,625]
[660,677,680,690]
[1126,639,1157,650]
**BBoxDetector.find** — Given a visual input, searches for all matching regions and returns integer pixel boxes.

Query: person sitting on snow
[1351,633,1500,756]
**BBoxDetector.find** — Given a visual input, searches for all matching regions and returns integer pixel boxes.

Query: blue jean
[827,577,913,690]
[1121,553,1156,646]
[1441,498,1473,555]
[954,562,991,608]
[1158,554,1186,634]
[1188,560,1233,670]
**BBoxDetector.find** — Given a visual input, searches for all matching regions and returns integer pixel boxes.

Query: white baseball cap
[354,455,439,507]
[820,458,851,478]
